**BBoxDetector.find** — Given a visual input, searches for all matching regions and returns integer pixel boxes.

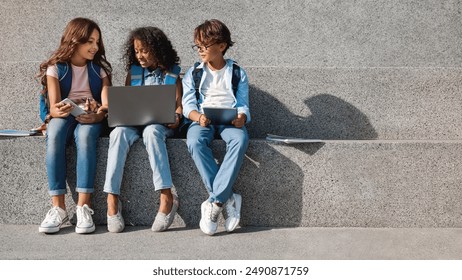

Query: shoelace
[210,204,222,222]
[44,208,61,223]
[79,206,94,222]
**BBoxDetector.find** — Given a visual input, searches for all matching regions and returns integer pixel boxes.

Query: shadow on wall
[234,141,305,227]
[63,85,377,228]
[248,85,378,140]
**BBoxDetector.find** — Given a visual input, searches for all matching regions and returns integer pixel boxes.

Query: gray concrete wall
[1,0,462,67]
[1,0,461,228]
[2,63,462,140]
[1,137,461,227]
[1,0,462,140]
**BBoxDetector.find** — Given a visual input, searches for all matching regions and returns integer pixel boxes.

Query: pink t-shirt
[46,64,107,104]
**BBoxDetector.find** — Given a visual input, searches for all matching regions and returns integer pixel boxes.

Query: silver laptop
[107,85,176,127]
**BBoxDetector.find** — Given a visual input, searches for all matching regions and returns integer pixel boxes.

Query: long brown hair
[37,17,112,89]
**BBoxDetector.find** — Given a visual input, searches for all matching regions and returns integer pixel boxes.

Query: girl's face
[72,28,100,65]
[134,39,157,69]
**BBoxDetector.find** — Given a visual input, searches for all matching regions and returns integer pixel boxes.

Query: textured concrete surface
[1,137,461,227]
[1,0,462,255]
[1,0,461,67]
[1,225,462,260]
[2,62,462,140]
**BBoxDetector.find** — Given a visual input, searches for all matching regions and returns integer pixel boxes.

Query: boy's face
[194,40,227,64]
[134,39,157,69]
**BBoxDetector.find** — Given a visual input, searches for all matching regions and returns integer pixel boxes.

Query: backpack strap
[87,61,103,103]
[57,62,71,99]
[39,63,69,122]
[131,64,181,86]
[231,63,241,96]
[164,64,181,85]
[39,62,104,122]
[192,62,202,101]
[130,64,144,86]
[192,62,241,101]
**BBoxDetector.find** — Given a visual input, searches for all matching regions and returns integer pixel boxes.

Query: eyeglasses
[191,43,216,52]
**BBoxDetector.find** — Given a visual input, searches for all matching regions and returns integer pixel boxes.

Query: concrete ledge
[1,137,461,227]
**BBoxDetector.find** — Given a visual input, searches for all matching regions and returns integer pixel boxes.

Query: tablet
[202,107,237,125]
[61,98,87,116]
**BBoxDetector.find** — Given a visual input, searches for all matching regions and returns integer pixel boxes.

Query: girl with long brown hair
[38,17,112,234]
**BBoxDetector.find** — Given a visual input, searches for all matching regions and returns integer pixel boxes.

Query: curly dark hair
[122,27,180,72]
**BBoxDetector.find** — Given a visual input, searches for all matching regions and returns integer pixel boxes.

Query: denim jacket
[182,59,251,123]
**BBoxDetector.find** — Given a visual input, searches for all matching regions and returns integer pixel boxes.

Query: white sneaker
[107,200,125,233]
[152,194,179,232]
[223,193,242,232]
[199,200,222,236]
[39,206,69,233]
[76,204,95,234]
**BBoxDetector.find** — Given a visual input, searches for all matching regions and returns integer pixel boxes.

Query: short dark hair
[194,19,234,55]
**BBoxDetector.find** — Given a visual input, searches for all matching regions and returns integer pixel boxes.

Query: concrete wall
[0,0,461,227]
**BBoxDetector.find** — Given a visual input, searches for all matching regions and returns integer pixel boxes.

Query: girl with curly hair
[38,17,112,234]
[102,27,182,233]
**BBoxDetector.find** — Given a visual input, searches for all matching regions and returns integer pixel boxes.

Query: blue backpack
[192,61,241,100]
[176,62,242,137]
[129,64,181,86]
[39,61,103,122]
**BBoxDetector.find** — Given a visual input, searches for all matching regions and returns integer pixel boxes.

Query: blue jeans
[104,124,174,195]
[186,122,249,204]
[46,116,102,195]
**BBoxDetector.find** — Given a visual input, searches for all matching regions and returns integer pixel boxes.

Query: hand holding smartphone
[61,98,87,117]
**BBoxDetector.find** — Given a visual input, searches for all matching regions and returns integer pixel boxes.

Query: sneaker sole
[39,226,60,234]
[38,216,69,234]
[75,224,96,234]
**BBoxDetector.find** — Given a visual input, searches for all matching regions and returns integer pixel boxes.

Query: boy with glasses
[182,19,250,235]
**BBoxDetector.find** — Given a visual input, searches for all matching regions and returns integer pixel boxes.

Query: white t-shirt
[201,64,235,108]
[46,64,107,104]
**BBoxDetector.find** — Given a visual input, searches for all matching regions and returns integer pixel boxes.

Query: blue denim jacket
[182,59,251,123]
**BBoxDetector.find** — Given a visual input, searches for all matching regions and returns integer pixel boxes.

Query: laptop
[202,107,237,125]
[107,85,176,127]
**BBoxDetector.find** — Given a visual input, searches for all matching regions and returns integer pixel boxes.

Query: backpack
[39,61,103,122]
[129,64,181,86]
[192,61,241,100]
[177,62,242,138]
[34,61,104,135]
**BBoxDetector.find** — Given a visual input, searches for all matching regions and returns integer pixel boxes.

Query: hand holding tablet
[61,98,87,117]
[202,107,237,125]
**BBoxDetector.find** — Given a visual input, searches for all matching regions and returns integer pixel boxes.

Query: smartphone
[61,98,87,117]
